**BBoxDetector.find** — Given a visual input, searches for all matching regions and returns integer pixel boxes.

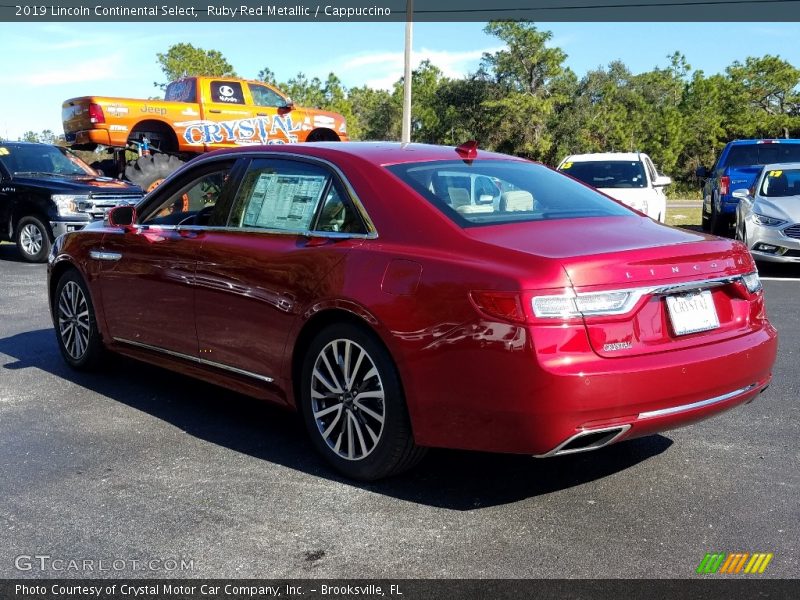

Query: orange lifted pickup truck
[62,76,349,190]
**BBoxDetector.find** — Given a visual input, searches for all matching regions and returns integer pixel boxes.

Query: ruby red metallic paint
[48,143,778,466]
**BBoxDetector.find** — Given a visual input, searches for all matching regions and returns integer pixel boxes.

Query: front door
[97,159,238,357]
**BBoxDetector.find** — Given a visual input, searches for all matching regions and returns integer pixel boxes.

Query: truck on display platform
[696,138,800,236]
[62,76,349,191]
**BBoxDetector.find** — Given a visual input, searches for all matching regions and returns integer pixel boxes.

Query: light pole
[401,0,413,144]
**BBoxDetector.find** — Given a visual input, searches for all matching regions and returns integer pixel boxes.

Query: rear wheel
[53,269,106,370]
[15,215,52,263]
[124,153,185,193]
[300,323,426,480]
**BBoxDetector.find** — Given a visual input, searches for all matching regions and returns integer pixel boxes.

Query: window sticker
[561,162,572,169]
[243,172,326,231]
[768,170,783,177]
[0,148,10,156]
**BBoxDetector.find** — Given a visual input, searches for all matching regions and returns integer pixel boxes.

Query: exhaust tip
[535,424,631,458]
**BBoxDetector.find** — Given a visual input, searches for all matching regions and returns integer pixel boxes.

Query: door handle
[256,112,268,116]
[177,229,203,239]
[208,109,221,114]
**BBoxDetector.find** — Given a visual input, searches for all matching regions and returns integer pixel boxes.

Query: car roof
[202,142,527,167]
[728,139,800,145]
[562,152,644,163]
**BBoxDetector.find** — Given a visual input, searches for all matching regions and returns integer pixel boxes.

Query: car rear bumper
[404,322,777,455]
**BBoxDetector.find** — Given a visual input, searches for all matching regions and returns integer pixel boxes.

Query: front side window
[387,159,634,227]
[141,162,234,226]
[249,83,287,108]
[560,160,647,189]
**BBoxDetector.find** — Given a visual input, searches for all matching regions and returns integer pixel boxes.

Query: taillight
[88,103,105,124]
[720,175,730,196]
[470,291,525,324]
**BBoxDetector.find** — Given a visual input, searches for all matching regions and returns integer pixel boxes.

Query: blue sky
[1,21,799,141]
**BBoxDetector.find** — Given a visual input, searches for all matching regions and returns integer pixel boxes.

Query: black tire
[124,153,184,192]
[306,129,341,142]
[53,269,106,370]
[300,323,426,480]
[15,215,52,263]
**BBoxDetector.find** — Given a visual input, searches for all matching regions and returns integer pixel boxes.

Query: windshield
[726,144,800,167]
[760,168,800,197]
[0,144,96,177]
[386,159,634,227]
[559,160,647,189]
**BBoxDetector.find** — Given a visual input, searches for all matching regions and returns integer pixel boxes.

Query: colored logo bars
[697,553,774,574]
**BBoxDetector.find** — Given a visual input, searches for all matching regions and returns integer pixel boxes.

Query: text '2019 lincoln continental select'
[48,142,778,480]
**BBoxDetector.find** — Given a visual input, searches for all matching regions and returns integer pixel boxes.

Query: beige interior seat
[447,187,471,209]
[500,190,534,212]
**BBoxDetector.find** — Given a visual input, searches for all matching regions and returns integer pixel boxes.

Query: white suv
[557,152,671,222]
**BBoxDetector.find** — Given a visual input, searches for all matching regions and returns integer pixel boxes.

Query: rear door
[193,156,368,389]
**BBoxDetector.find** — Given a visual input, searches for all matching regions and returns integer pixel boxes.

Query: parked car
[734,163,800,262]
[0,141,143,262]
[48,142,777,480]
[697,138,800,236]
[557,152,670,222]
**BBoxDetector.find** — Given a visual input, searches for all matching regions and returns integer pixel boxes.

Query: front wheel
[15,215,52,263]
[300,323,426,480]
[53,269,106,370]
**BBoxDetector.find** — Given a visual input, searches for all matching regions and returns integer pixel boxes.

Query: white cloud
[9,55,124,87]
[339,46,505,90]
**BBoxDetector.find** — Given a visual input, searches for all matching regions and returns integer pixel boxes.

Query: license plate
[666,290,720,336]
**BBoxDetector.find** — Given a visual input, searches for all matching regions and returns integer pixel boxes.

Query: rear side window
[228,158,365,234]
[726,143,800,167]
[387,159,634,227]
[560,160,647,189]
[165,79,197,103]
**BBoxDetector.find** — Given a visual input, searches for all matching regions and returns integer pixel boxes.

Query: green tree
[155,43,236,90]
[256,67,277,86]
[21,131,39,142]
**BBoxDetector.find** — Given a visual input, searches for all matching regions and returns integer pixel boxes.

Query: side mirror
[107,205,136,228]
[695,166,709,178]
[280,97,295,111]
[654,175,672,187]
[732,188,751,200]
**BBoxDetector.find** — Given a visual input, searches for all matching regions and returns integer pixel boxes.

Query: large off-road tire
[53,269,107,370]
[300,323,426,481]
[15,215,52,263]
[124,154,185,193]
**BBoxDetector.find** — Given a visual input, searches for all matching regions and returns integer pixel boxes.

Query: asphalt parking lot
[0,242,798,579]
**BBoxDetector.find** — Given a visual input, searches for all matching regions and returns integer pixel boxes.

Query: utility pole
[401,0,413,144]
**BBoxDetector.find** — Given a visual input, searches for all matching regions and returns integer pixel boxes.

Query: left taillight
[720,175,730,196]
[88,103,105,124]
[469,291,526,324]
[532,289,647,319]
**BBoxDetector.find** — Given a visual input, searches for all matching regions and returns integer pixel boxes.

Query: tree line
[22,21,800,192]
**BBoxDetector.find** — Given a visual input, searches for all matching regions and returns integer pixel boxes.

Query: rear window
[559,160,647,189]
[726,143,800,167]
[386,160,634,227]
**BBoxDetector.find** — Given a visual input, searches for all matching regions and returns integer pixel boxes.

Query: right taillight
[88,103,105,124]
[742,271,762,293]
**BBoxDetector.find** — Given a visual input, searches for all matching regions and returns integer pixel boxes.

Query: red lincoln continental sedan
[48,142,778,480]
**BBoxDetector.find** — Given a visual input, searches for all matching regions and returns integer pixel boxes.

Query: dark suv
[0,141,143,262]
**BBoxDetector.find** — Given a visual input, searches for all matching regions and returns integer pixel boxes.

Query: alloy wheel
[57,281,90,360]
[20,223,43,257]
[310,339,386,461]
